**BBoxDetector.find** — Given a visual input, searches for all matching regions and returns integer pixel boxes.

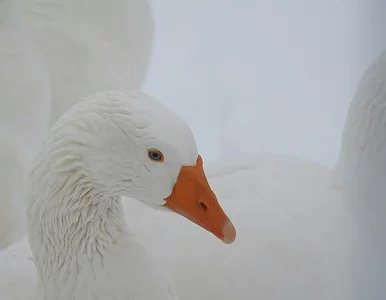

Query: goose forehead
[137,96,199,165]
[146,119,198,164]
[71,91,199,165]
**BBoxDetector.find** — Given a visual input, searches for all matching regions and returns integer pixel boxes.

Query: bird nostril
[197,202,208,212]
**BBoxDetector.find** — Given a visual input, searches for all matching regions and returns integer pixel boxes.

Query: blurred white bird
[334,51,386,300]
[0,0,154,249]
[0,0,51,249]
[18,0,154,125]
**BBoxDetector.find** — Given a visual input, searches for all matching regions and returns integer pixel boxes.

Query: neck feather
[27,164,131,298]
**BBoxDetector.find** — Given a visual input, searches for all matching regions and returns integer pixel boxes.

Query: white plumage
[1,0,386,299]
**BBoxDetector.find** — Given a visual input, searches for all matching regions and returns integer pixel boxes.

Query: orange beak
[164,155,236,244]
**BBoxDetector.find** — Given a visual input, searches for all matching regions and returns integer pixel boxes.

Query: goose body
[334,51,386,300]
[123,153,354,300]
[0,235,178,300]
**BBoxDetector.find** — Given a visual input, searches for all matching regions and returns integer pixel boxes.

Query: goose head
[28,90,236,244]
[27,90,236,298]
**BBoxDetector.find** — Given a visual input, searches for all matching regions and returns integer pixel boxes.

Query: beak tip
[221,221,236,244]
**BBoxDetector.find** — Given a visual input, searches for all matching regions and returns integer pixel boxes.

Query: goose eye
[147,149,164,162]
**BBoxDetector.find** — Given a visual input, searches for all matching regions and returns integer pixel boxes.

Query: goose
[1,1,383,299]
[0,0,51,249]
[18,0,154,126]
[333,50,386,300]
[5,46,382,299]
[0,0,153,248]
[0,90,236,300]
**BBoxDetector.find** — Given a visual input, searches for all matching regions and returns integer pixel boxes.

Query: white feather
[1,0,386,298]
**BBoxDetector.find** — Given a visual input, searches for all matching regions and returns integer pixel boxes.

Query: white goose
[0,0,153,249]
[18,0,153,125]
[1,1,385,299]
[0,0,51,249]
[3,51,385,300]
[333,50,386,300]
[0,90,236,300]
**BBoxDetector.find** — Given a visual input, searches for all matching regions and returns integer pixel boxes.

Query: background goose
[124,153,354,300]
[0,0,153,249]
[333,50,386,300]
[17,0,154,126]
[0,90,235,300]
[0,0,51,249]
